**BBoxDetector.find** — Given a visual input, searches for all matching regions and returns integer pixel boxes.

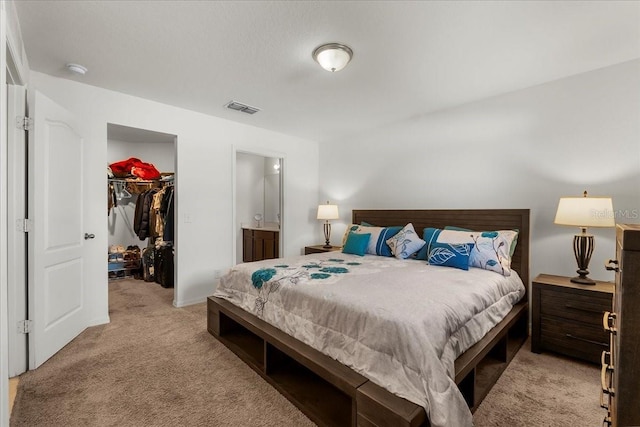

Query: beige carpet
[11,279,604,426]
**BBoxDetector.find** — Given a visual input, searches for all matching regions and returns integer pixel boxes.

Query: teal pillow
[416,227,439,260]
[445,226,519,257]
[342,232,371,256]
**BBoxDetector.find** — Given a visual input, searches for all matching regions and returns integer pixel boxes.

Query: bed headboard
[352,209,530,294]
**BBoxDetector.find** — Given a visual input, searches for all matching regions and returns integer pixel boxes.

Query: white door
[28,91,89,368]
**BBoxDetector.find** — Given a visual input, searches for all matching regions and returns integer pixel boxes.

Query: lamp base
[571,232,596,285]
[322,222,332,250]
[570,275,596,285]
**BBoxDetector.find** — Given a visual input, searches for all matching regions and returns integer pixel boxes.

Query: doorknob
[84,233,95,240]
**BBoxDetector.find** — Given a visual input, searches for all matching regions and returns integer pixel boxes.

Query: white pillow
[436,229,518,276]
[386,223,426,259]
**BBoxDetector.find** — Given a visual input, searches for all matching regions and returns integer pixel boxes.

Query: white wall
[107,138,175,249]
[319,59,640,284]
[236,152,266,262]
[30,71,319,316]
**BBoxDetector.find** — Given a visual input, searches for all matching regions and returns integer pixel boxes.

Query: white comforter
[213,252,525,427]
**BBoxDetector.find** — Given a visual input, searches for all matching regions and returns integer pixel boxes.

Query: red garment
[109,157,160,180]
[110,157,141,178]
[131,162,160,180]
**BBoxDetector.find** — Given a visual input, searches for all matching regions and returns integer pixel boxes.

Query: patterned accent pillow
[445,225,519,258]
[341,224,360,247]
[342,224,402,257]
[435,229,518,276]
[386,223,426,259]
[420,228,473,270]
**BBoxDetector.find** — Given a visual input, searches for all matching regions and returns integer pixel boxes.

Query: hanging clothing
[150,188,166,240]
[134,188,159,240]
[162,187,174,242]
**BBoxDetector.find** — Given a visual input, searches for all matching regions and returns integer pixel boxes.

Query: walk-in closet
[107,124,176,296]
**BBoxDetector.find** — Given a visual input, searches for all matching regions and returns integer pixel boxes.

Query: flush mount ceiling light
[312,43,353,72]
[66,63,88,75]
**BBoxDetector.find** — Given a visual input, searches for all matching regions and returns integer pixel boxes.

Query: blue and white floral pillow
[421,228,473,270]
[386,223,426,259]
[342,224,402,257]
[435,229,518,276]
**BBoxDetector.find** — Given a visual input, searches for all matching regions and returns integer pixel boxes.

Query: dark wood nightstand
[531,273,614,364]
[304,245,342,255]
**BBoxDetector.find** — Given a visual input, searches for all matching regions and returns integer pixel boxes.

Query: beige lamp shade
[554,194,615,228]
[317,203,339,220]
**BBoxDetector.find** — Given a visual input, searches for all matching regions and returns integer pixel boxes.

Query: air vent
[225,101,261,115]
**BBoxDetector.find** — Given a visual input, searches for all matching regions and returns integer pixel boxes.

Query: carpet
[11,279,604,426]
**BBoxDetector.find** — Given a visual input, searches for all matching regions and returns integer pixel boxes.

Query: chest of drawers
[601,224,640,427]
[531,274,613,364]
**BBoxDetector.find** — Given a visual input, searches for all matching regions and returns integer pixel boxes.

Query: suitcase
[154,245,174,288]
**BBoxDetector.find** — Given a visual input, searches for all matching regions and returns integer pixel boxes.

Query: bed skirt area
[207,296,528,427]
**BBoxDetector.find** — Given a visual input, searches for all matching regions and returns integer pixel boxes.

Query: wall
[107,138,175,249]
[236,152,266,262]
[30,71,320,318]
[319,59,640,284]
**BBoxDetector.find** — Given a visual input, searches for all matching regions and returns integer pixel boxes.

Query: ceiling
[15,1,640,143]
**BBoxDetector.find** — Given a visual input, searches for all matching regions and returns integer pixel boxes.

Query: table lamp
[317,202,339,248]
[554,191,615,284]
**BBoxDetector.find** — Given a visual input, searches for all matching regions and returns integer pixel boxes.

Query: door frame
[6,84,27,377]
[0,2,29,425]
[106,123,178,305]
[2,2,30,423]
[232,146,285,265]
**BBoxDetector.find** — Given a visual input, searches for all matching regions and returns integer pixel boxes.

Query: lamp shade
[554,194,615,228]
[317,204,339,220]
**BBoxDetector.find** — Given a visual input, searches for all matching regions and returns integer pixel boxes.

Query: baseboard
[173,296,207,308]
[87,315,110,327]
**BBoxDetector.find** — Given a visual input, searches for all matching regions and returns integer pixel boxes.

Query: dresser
[601,224,640,427]
[531,274,613,364]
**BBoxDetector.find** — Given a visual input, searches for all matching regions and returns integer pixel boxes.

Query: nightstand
[531,273,614,364]
[304,245,342,255]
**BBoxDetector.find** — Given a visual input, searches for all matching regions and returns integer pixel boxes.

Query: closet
[107,124,176,289]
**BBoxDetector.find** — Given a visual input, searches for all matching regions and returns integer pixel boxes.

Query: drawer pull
[600,388,609,410]
[603,311,617,334]
[564,303,603,314]
[600,363,615,396]
[605,259,619,272]
[565,333,608,348]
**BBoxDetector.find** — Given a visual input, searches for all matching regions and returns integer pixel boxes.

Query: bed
[207,209,529,426]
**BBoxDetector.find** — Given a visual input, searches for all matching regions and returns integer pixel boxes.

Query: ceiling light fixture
[312,43,353,72]
[66,63,88,75]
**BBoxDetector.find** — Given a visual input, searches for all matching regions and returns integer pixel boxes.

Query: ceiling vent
[225,101,260,115]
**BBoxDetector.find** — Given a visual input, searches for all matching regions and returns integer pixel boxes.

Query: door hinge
[16,116,33,131]
[17,320,33,334]
[18,218,32,233]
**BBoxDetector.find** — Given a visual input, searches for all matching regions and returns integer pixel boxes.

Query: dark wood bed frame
[207,209,530,426]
